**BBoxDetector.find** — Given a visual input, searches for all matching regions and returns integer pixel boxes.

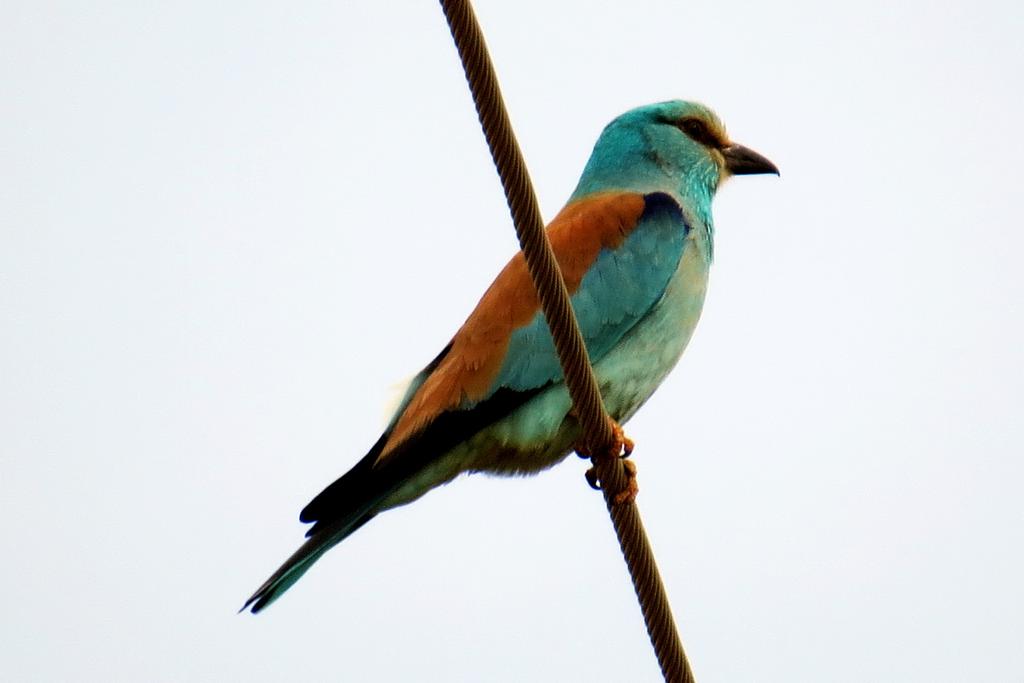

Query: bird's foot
[611,420,635,459]
[574,416,634,460]
[579,417,637,499]
[583,458,639,504]
[612,459,639,506]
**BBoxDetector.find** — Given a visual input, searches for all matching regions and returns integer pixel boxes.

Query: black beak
[722,143,779,176]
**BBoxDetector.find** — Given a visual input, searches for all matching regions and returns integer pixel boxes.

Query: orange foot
[610,420,635,459]
[612,459,639,506]
[583,459,639,504]
[574,417,634,460]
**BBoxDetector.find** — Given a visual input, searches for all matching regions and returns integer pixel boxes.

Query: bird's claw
[583,458,639,504]
[612,459,639,506]
[576,417,635,497]
[574,417,634,460]
[613,421,635,459]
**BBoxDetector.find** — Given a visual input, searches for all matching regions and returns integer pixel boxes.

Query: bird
[243,100,777,613]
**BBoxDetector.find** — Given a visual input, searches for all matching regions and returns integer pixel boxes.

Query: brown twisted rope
[438,1,694,681]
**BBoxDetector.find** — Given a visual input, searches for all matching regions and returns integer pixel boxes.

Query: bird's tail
[241,512,375,613]
[243,434,413,613]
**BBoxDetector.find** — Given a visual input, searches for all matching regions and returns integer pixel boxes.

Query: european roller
[244,100,777,612]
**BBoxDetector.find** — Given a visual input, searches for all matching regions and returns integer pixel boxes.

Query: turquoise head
[570,100,777,228]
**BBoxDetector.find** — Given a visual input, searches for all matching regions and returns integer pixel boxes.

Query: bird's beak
[721,144,779,176]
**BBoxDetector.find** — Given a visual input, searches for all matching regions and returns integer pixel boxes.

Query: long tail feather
[242,513,375,613]
[243,435,409,613]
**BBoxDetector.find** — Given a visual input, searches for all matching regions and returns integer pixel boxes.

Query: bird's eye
[678,118,720,148]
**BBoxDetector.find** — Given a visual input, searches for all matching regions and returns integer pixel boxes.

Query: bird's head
[571,100,778,212]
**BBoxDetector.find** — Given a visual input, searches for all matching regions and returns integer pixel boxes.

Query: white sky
[2,1,1022,681]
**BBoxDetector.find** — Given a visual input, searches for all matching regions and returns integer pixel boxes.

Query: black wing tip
[299,344,457,525]
[299,433,389,525]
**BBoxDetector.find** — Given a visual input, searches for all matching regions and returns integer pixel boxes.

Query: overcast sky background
[3,1,1023,681]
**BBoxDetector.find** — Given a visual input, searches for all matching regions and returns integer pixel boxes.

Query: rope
[438,2,695,681]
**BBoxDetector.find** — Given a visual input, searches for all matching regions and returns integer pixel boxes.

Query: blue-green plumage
[572,100,732,259]
[243,100,777,613]
[494,192,688,392]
